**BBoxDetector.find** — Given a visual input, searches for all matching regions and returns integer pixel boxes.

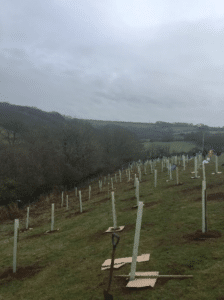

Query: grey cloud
[1,1,224,126]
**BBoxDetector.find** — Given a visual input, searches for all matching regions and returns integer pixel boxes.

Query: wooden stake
[51,203,54,231]
[79,191,82,213]
[13,219,19,273]
[26,207,29,230]
[115,274,193,278]
[176,167,179,185]
[61,191,64,207]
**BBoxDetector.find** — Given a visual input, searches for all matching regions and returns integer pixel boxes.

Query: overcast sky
[1,0,224,127]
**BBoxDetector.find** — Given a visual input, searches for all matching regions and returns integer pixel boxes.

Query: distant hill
[0,102,223,141]
[81,119,224,140]
[0,102,66,129]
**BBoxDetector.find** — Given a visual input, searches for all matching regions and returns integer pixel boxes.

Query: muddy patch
[144,201,158,208]
[164,182,184,189]
[88,229,106,242]
[65,210,90,219]
[0,264,43,286]
[156,262,191,286]
[121,201,159,212]
[121,196,136,202]
[93,197,109,205]
[183,230,221,241]
[194,192,224,202]
[24,229,60,240]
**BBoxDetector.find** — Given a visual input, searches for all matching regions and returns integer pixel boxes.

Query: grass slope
[1,155,224,299]
[142,141,198,153]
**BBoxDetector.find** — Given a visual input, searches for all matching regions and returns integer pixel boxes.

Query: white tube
[13,219,19,273]
[111,191,117,229]
[130,202,144,281]
[202,181,206,233]
[136,179,139,206]
[154,169,157,187]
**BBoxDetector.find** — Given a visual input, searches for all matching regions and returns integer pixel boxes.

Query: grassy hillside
[141,140,197,153]
[0,155,224,299]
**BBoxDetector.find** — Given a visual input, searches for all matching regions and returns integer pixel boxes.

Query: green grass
[1,155,224,299]
[142,140,197,153]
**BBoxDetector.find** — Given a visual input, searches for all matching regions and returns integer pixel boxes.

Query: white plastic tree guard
[176,167,179,185]
[154,169,157,188]
[51,203,54,231]
[79,191,82,213]
[202,163,206,181]
[202,180,207,233]
[136,179,139,206]
[183,155,185,170]
[13,219,19,273]
[139,170,141,182]
[105,191,124,233]
[99,180,102,192]
[191,156,200,179]
[169,165,172,180]
[128,202,147,284]
[26,207,29,230]
[119,170,122,183]
[111,178,113,190]
[214,155,222,174]
[195,157,198,178]
[112,191,117,229]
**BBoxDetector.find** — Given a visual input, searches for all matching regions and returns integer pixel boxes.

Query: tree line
[0,114,142,207]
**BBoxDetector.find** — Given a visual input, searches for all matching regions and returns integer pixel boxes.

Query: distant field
[141,140,197,153]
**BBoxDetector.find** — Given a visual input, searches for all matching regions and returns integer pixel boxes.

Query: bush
[0,178,19,206]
